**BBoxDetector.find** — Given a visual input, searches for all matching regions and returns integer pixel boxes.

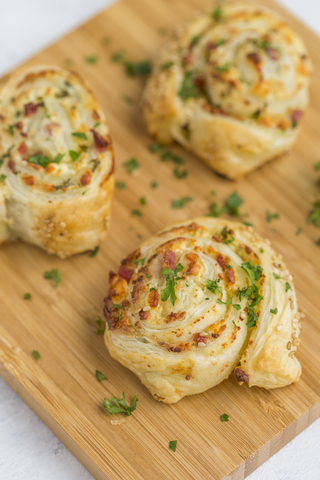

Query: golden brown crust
[142,3,312,180]
[0,64,114,257]
[104,217,301,403]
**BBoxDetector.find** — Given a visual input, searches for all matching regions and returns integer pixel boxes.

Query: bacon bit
[187,222,201,232]
[22,175,34,186]
[92,110,100,120]
[14,122,23,130]
[18,141,27,156]
[158,341,192,353]
[109,271,116,282]
[163,250,176,270]
[185,374,192,380]
[80,172,92,186]
[209,320,227,338]
[24,102,44,116]
[118,265,133,282]
[226,269,235,283]
[166,311,186,323]
[185,252,201,276]
[266,48,279,61]
[148,290,159,308]
[212,236,222,243]
[291,109,303,125]
[193,333,209,344]
[8,160,16,172]
[193,76,205,90]
[247,52,261,66]
[91,129,110,151]
[234,367,249,384]
[139,310,150,320]
[244,245,252,254]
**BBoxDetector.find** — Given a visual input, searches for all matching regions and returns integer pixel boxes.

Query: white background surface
[0,1,319,479]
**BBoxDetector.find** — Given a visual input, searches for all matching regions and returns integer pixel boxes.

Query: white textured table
[0,1,319,479]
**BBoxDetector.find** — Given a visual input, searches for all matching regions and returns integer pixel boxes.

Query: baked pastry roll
[104,218,301,404]
[142,4,312,180]
[0,65,114,257]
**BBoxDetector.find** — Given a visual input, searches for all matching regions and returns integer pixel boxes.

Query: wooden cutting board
[1,0,320,478]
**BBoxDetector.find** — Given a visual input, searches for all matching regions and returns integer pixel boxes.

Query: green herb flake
[216,63,231,73]
[273,273,281,279]
[169,440,177,452]
[220,414,229,422]
[149,142,164,153]
[32,350,41,360]
[172,196,193,209]
[24,293,32,300]
[151,181,158,189]
[243,221,255,227]
[255,40,279,52]
[7,124,14,136]
[103,392,138,416]
[178,71,201,100]
[259,248,264,253]
[207,202,225,218]
[101,36,111,46]
[69,150,80,162]
[295,227,302,236]
[96,317,105,335]
[161,263,184,306]
[123,158,140,174]
[139,196,147,205]
[173,168,188,179]
[125,60,152,77]
[115,181,127,189]
[161,61,175,71]
[121,94,134,105]
[225,191,243,216]
[206,279,223,295]
[161,150,184,165]
[132,209,143,217]
[308,201,320,227]
[190,35,200,46]
[270,307,278,314]
[95,370,107,382]
[285,282,292,292]
[85,55,98,64]
[89,246,99,257]
[314,162,320,171]
[28,153,65,169]
[72,132,88,141]
[232,320,237,328]
[266,211,280,223]
[0,174,6,182]
[111,50,126,62]
[44,269,62,286]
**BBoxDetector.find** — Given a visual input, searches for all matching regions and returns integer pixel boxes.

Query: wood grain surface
[1,0,320,479]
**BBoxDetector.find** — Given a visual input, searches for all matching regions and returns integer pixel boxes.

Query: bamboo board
[1,0,320,478]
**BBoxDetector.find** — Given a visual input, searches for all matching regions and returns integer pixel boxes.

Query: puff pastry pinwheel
[142,3,312,180]
[103,218,301,404]
[0,65,114,257]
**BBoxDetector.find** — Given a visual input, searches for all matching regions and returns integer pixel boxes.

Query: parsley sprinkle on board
[32,350,41,360]
[266,211,280,223]
[95,370,107,382]
[101,36,110,46]
[169,440,177,452]
[220,414,229,422]
[103,392,138,415]
[173,168,188,179]
[295,227,302,235]
[72,132,88,140]
[132,209,143,216]
[161,151,184,165]
[123,158,140,174]
[139,196,147,205]
[270,307,278,314]
[96,317,105,335]
[115,181,127,189]
[314,161,320,171]
[243,221,255,227]
[121,94,134,105]
[44,269,62,286]
[24,293,32,300]
[84,55,98,64]
[149,141,164,153]
[172,196,193,209]
[111,50,126,63]
[125,60,152,77]
[225,191,243,216]
[89,246,99,257]
[308,201,320,227]
[151,181,158,188]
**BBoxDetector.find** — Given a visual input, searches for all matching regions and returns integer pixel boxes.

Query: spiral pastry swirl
[104,218,301,404]
[143,3,312,179]
[0,65,114,257]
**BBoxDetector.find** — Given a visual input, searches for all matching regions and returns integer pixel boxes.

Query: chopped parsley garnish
[93,122,101,128]
[95,370,107,382]
[270,307,278,314]
[259,248,264,253]
[101,36,110,46]
[296,227,302,235]
[161,263,184,306]
[178,71,201,100]
[85,55,98,64]
[207,202,225,218]
[134,256,147,266]
[123,157,140,174]
[103,392,138,415]
[266,211,279,223]
[232,320,237,328]
[161,61,175,70]
[149,141,164,153]
[255,40,279,52]
[72,132,88,140]
[115,181,127,189]
[211,190,216,196]
[273,273,281,279]
[237,261,264,328]
[132,209,143,216]
[24,293,32,300]
[220,414,229,422]
[151,181,158,188]
[111,50,126,62]
[139,196,147,205]
[169,440,177,452]
[96,317,105,335]
[308,201,320,227]
[0,174,6,182]
[89,246,99,257]
[32,350,41,360]
[173,168,188,179]
[190,35,200,46]
[285,282,292,292]
[29,153,64,169]
[216,298,240,310]
[172,196,193,209]
[252,110,261,119]
[220,226,234,244]
[243,221,255,227]
[314,162,320,171]
[212,2,223,21]
[161,151,184,165]
[125,60,152,77]
[69,150,80,162]
[7,124,14,136]
[206,279,223,295]
[225,191,243,216]
[121,94,134,104]
[215,63,231,72]
[44,269,62,286]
